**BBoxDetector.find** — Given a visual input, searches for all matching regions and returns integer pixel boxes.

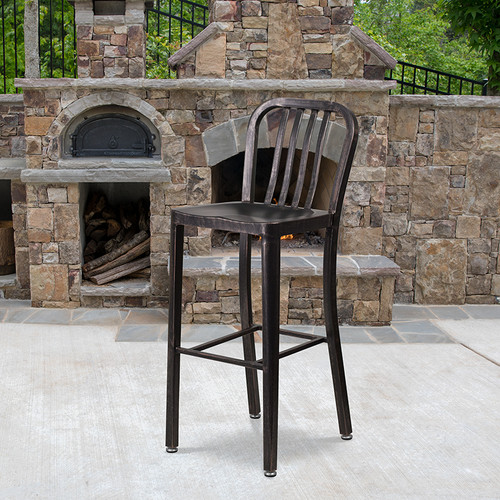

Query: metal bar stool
[166,98,359,477]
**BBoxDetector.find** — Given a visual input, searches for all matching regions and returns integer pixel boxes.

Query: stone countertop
[182,254,400,278]
[15,77,397,92]
[390,94,500,108]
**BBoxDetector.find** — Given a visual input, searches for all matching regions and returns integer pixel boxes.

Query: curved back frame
[242,98,359,217]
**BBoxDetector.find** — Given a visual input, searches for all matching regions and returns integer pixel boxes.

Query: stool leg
[166,222,185,453]
[261,235,281,477]
[323,226,352,439]
[239,234,261,419]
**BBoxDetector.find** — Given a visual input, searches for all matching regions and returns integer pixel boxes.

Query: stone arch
[45,91,176,162]
[201,113,345,167]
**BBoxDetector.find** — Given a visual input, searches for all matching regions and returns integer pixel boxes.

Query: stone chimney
[168,0,396,80]
[71,0,150,78]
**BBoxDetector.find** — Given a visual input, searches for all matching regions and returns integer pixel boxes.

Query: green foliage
[145,0,208,79]
[0,0,76,93]
[0,0,208,91]
[0,0,25,93]
[38,0,77,79]
[354,0,489,94]
[438,0,500,93]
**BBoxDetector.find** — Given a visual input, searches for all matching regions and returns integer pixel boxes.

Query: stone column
[73,0,147,78]
[24,0,40,78]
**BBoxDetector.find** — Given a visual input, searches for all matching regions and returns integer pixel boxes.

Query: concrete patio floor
[0,302,499,499]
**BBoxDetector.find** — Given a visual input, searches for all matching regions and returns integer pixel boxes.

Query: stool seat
[173,201,332,236]
[166,98,359,477]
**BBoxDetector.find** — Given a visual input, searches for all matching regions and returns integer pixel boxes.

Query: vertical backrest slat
[291,110,318,208]
[242,98,358,216]
[264,108,290,205]
[278,109,304,206]
[304,111,331,209]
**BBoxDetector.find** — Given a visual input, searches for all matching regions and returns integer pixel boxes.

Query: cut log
[85,218,106,236]
[106,218,121,238]
[82,230,149,273]
[90,228,107,242]
[128,268,151,279]
[84,193,107,223]
[102,207,118,220]
[138,198,149,232]
[120,204,134,229]
[83,239,97,257]
[89,256,150,285]
[85,238,150,278]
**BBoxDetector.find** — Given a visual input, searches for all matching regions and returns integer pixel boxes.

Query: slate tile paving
[392,304,436,321]
[124,309,168,324]
[24,309,73,325]
[1,300,496,344]
[366,326,404,343]
[393,320,449,335]
[70,309,124,326]
[461,305,500,319]
[4,309,37,323]
[340,327,373,343]
[426,306,470,320]
[116,325,166,342]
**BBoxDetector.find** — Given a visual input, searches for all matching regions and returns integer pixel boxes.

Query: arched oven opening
[71,114,156,158]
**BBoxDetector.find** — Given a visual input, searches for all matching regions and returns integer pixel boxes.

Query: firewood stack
[82,192,151,285]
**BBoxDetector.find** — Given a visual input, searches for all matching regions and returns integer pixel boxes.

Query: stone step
[79,254,399,326]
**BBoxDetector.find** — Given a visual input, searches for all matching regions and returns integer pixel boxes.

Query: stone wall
[5,81,500,308]
[385,96,500,304]
[13,78,393,308]
[74,0,146,78]
[0,95,25,159]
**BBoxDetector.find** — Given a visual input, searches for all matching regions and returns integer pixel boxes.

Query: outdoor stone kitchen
[0,0,498,325]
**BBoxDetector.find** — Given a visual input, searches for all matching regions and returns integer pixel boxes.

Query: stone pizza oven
[6,0,405,324]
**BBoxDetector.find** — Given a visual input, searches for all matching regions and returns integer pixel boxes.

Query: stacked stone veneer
[385,96,500,304]
[180,255,397,325]
[0,96,25,159]
[75,0,146,78]
[170,0,395,80]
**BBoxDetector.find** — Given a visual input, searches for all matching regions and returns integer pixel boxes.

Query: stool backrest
[242,98,358,216]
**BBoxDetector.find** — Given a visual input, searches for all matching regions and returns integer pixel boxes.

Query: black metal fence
[386,61,488,96]
[0,0,76,94]
[0,0,24,93]
[146,0,208,78]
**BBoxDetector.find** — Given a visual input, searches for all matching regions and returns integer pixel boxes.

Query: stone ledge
[390,95,500,108]
[168,22,226,68]
[58,158,164,169]
[182,254,400,278]
[0,94,24,104]
[351,27,397,69]
[81,279,151,297]
[16,77,397,92]
[21,168,171,183]
[0,159,25,179]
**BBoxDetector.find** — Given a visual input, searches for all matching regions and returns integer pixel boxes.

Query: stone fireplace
[6,0,403,323]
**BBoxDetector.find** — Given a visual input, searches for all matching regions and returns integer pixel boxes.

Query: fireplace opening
[0,181,12,221]
[0,180,15,276]
[80,183,151,286]
[211,149,337,249]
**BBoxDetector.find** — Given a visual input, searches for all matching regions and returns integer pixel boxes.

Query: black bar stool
[166,98,359,477]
